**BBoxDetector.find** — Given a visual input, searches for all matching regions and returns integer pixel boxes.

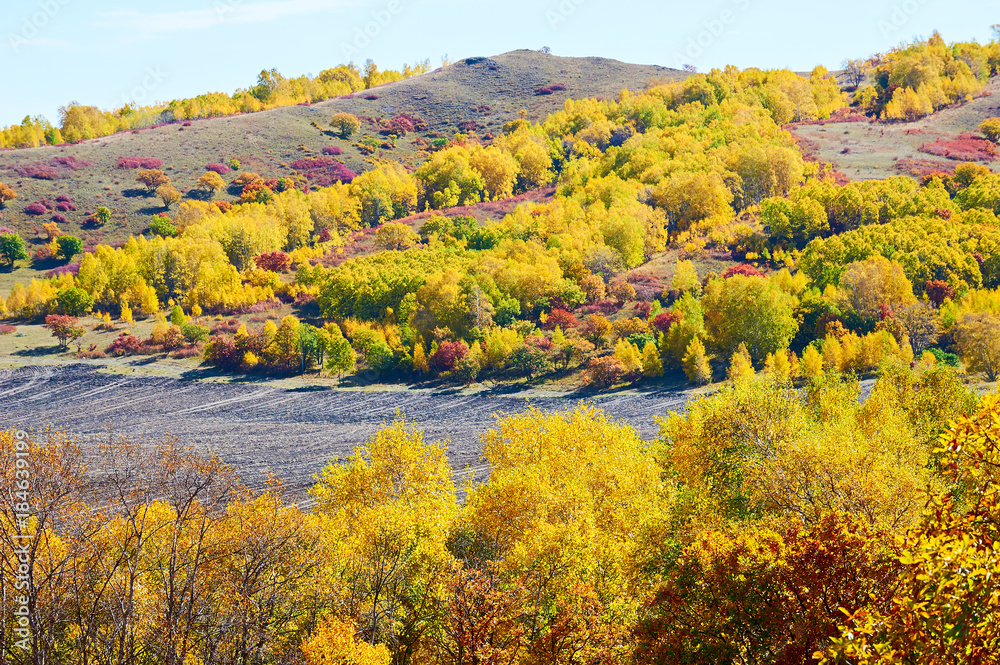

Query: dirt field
[0,363,691,500]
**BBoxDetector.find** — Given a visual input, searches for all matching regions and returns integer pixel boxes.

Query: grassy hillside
[790,73,1000,182]
[0,50,683,250]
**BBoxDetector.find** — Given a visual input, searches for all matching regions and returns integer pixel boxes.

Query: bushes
[106,333,143,356]
[587,356,626,388]
[255,250,291,273]
[430,340,469,373]
[321,146,344,156]
[205,162,232,174]
[24,202,47,215]
[0,324,16,335]
[116,157,163,169]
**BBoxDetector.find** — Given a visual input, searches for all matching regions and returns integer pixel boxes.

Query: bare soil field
[0,362,691,500]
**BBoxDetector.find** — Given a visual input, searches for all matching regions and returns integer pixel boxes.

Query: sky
[0,0,996,127]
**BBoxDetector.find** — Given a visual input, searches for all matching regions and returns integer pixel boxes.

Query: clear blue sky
[0,0,996,127]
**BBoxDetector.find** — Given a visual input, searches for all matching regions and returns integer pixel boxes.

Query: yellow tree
[197,171,225,198]
[311,416,457,659]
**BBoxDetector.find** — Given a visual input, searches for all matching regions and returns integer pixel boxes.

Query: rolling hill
[0,50,684,248]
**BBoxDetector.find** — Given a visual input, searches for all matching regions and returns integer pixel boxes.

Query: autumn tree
[980,117,1000,143]
[93,205,112,226]
[157,184,181,208]
[822,395,1000,663]
[331,112,361,138]
[839,256,915,322]
[955,312,1000,380]
[374,222,420,251]
[842,58,868,88]
[137,168,170,192]
[197,170,225,197]
[44,313,85,347]
[0,181,16,206]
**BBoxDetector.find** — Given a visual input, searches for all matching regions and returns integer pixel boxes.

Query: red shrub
[652,311,682,334]
[205,163,231,174]
[24,202,47,215]
[919,135,998,162]
[51,214,67,223]
[116,157,163,169]
[55,194,71,202]
[107,333,143,356]
[722,264,766,279]
[214,200,233,213]
[430,340,469,373]
[290,156,356,186]
[545,308,580,330]
[255,251,291,272]
[321,146,344,156]
[56,201,77,211]
[0,324,16,335]
[634,301,653,319]
[925,279,956,306]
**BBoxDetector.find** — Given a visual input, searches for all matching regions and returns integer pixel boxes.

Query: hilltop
[0,50,683,246]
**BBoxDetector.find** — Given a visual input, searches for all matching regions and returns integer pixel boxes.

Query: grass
[789,77,1000,182]
[0,50,684,247]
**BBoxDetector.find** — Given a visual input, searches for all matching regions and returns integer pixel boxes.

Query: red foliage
[430,340,469,373]
[897,157,955,179]
[255,250,292,273]
[586,356,626,388]
[535,84,568,96]
[290,156,356,187]
[55,201,77,212]
[321,146,344,156]
[214,200,233,213]
[0,324,16,335]
[51,214,67,224]
[651,312,680,335]
[545,308,580,330]
[925,279,956,306]
[205,162,231,174]
[722,264,766,279]
[24,202,47,215]
[106,333,143,357]
[634,301,653,319]
[919,134,998,162]
[115,157,163,169]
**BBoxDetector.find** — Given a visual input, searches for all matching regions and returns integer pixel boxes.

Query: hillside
[789,76,1000,181]
[0,50,683,247]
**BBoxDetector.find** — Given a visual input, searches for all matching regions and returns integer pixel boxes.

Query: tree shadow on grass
[13,345,65,357]
[122,188,150,198]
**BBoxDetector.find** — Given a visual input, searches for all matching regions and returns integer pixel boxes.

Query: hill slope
[789,77,1000,181]
[0,50,683,245]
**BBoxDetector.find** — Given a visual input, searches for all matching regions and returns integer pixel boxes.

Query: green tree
[703,275,798,363]
[93,206,112,226]
[56,287,95,317]
[55,235,83,261]
[0,232,28,268]
[324,326,357,381]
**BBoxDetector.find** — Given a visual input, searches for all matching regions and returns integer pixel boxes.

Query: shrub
[228,158,241,171]
[24,202,47,215]
[587,356,626,388]
[55,235,83,260]
[652,311,682,335]
[544,308,579,330]
[116,157,164,169]
[149,215,177,237]
[107,333,143,356]
[979,117,1000,143]
[255,250,292,272]
[55,201,77,211]
[0,324,16,335]
[51,214,67,224]
[430,340,469,373]
[321,146,344,156]
[722,263,767,279]
[205,162,232,174]
[181,324,210,344]
[44,314,85,348]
